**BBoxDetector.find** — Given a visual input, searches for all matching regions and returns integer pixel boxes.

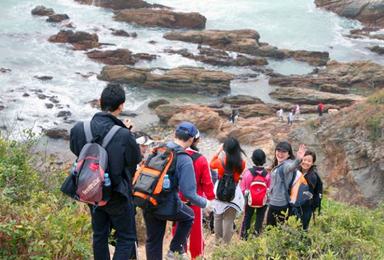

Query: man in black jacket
[70,84,141,260]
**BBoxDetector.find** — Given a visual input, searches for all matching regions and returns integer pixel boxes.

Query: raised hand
[296,144,306,160]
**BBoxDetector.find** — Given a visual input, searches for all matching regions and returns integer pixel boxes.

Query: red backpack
[248,168,268,208]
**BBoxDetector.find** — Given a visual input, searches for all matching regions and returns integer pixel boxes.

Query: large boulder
[221,95,264,105]
[31,5,55,16]
[44,128,69,140]
[269,61,384,92]
[238,104,275,118]
[114,8,206,29]
[74,0,154,9]
[283,49,330,66]
[270,87,364,106]
[46,14,70,23]
[164,30,329,66]
[216,117,293,149]
[86,49,156,65]
[48,30,99,50]
[315,0,384,28]
[155,104,223,132]
[166,47,267,66]
[98,66,234,95]
[368,45,384,55]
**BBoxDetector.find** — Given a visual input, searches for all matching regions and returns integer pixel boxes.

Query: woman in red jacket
[175,131,215,259]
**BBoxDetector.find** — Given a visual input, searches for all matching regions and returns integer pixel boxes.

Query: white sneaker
[165,250,189,260]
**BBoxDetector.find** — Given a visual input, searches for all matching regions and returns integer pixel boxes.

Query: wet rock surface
[44,128,69,140]
[110,29,138,38]
[46,14,70,23]
[48,30,99,50]
[31,5,55,16]
[74,0,162,10]
[164,30,329,66]
[368,46,384,55]
[270,87,364,106]
[165,47,268,67]
[86,49,156,65]
[269,61,384,92]
[98,66,234,95]
[148,99,170,109]
[114,8,206,29]
[315,0,384,28]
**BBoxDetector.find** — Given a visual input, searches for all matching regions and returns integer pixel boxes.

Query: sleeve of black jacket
[124,132,142,179]
[69,122,86,157]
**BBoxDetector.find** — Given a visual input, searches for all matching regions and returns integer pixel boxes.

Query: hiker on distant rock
[298,150,323,230]
[317,102,324,117]
[276,108,284,121]
[210,137,246,244]
[70,84,142,259]
[266,141,306,226]
[294,104,300,120]
[287,111,294,125]
[229,109,239,124]
[240,148,270,239]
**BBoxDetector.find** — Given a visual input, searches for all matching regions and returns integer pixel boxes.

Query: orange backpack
[132,145,183,209]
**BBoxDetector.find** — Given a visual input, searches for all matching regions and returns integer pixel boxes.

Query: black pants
[240,205,267,240]
[89,196,137,260]
[293,205,313,230]
[143,203,194,260]
[266,205,290,226]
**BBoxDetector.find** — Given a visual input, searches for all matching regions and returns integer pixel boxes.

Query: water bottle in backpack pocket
[102,173,112,201]
[132,145,183,209]
[60,121,121,206]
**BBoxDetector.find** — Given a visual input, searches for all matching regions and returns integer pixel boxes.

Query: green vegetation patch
[367,89,384,105]
[0,137,92,259]
[213,200,384,259]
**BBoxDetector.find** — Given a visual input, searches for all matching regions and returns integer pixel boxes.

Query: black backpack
[312,171,323,214]
[216,166,237,202]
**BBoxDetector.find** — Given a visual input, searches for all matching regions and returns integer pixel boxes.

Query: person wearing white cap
[135,132,154,158]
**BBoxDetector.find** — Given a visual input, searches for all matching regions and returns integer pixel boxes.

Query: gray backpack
[72,121,120,206]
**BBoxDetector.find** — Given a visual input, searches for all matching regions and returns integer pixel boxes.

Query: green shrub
[366,115,383,141]
[367,89,384,105]
[0,137,92,259]
[213,200,384,259]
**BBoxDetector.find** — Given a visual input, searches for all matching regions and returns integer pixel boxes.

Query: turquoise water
[0,0,382,134]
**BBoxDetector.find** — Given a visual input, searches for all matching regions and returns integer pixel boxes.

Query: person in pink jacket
[240,149,271,239]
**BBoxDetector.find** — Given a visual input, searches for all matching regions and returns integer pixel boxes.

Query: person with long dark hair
[266,141,306,226]
[210,137,246,244]
[298,150,323,230]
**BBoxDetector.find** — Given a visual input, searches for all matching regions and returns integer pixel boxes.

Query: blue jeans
[89,195,137,260]
[144,203,194,260]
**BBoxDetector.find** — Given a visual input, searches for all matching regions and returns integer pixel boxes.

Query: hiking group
[63,84,323,260]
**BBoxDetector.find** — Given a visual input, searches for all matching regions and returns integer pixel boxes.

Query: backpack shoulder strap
[101,125,121,148]
[279,164,297,205]
[83,121,93,143]
[190,152,202,162]
[249,167,256,176]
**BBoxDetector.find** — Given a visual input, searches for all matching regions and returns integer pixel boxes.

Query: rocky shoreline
[2,0,383,208]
